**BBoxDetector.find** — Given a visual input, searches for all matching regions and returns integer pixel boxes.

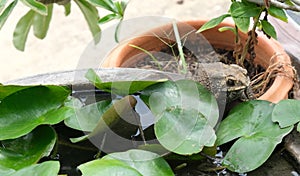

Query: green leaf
[0,85,31,100]
[70,95,138,143]
[232,16,250,33]
[272,99,300,128]
[230,1,255,33]
[98,13,120,24]
[20,0,47,15]
[0,0,17,30]
[114,0,127,16]
[74,0,101,43]
[0,126,57,170]
[64,100,112,131]
[230,1,261,18]
[0,86,70,140]
[0,0,9,13]
[261,20,277,39]
[33,4,53,39]
[13,10,35,51]
[140,80,218,154]
[0,165,15,175]
[79,158,142,176]
[63,2,71,16]
[102,149,174,176]
[297,123,300,132]
[216,100,293,173]
[85,69,167,95]
[196,14,230,33]
[6,161,60,176]
[87,0,115,12]
[154,107,216,154]
[141,80,219,127]
[268,5,288,22]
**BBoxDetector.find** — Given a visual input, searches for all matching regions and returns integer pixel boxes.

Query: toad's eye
[226,79,236,87]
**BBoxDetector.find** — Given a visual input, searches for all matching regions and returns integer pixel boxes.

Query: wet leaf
[13,10,34,51]
[86,69,167,95]
[0,85,31,100]
[216,100,293,173]
[141,80,219,127]
[261,20,277,39]
[0,0,17,30]
[197,14,230,33]
[64,100,112,132]
[20,0,47,15]
[140,80,218,154]
[0,126,57,170]
[79,159,142,176]
[33,4,53,39]
[102,149,174,176]
[0,86,70,140]
[74,0,101,43]
[0,165,15,175]
[154,107,216,154]
[272,99,300,128]
[70,95,137,143]
[268,5,288,22]
[6,161,59,176]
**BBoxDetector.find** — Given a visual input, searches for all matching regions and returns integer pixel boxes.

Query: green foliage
[12,10,35,51]
[64,99,112,131]
[198,0,283,40]
[4,161,60,176]
[268,5,288,22]
[33,4,53,39]
[216,100,293,172]
[79,159,143,176]
[74,0,101,43]
[0,0,17,30]
[0,71,299,175]
[78,149,174,176]
[0,85,70,140]
[261,19,277,39]
[70,95,138,143]
[197,14,230,33]
[140,80,218,154]
[0,126,57,170]
[272,99,300,128]
[0,0,128,51]
[20,0,47,15]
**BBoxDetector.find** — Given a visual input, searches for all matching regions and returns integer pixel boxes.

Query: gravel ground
[0,0,230,82]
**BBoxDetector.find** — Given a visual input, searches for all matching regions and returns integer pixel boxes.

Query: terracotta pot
[102,20,294,103]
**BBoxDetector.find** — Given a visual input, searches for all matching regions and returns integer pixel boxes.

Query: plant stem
[57,140,98,152]
[172,21,188,74]
[239,8,264,66]
[129,44,163,70]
